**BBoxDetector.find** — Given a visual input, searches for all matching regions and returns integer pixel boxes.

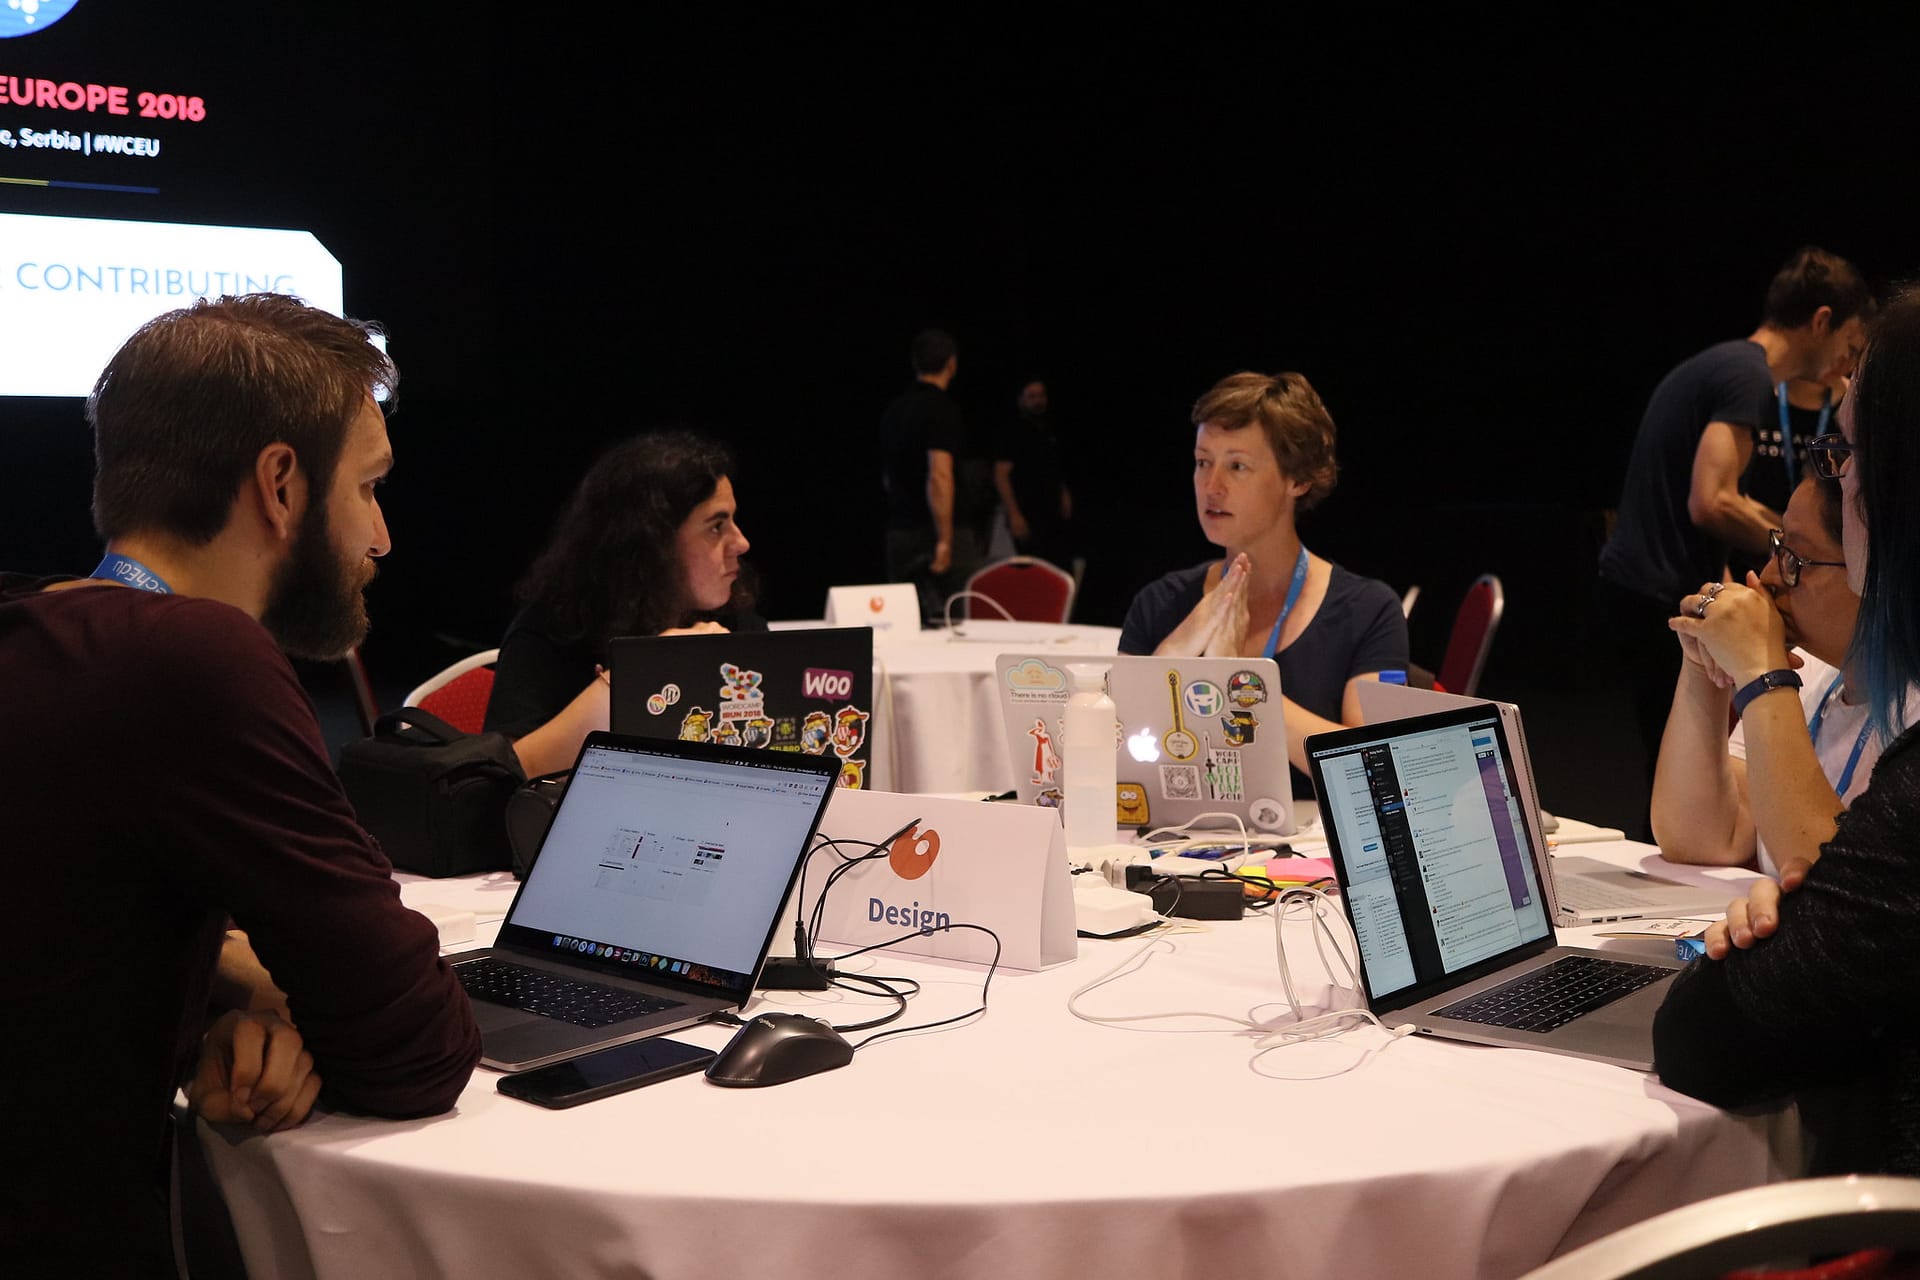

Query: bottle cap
[1379,669,1408,685]
[1064,661,1110,690]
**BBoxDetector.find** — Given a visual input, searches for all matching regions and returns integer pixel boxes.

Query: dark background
[5,7,1916,834]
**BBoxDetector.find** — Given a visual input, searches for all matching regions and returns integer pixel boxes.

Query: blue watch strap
[1732,668,1803,719]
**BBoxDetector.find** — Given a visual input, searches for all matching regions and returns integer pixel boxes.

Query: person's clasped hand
[1702,854,1815,958]
[1156,554,1250,657]
[1669,572,1795,689]
[189,1008,323,1133]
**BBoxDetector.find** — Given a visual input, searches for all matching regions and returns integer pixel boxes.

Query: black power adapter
[758,957,836,990]
[1136,874,1245,920]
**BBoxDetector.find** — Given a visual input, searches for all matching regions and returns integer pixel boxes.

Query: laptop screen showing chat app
[1311,713,1551,1003]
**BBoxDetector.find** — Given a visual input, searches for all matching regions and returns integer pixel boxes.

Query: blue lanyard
[91,553,172,594]
[1775,382,1834,493]
[1263,547,1311,658]
[1807,670,1872,796]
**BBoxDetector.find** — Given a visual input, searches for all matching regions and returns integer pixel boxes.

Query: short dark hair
[910,329,957,376]
[1191,371,1340,510]
[1847,281,1920,740]
[514,429,751,654]
[89,293,396,545]
[1762,246,1875,331]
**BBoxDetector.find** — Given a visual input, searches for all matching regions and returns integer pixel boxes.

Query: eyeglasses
[1769,528,1846,587]
[1806,432,1853,479]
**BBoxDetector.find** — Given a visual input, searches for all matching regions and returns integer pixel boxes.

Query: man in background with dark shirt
[1596,246,1873,832]
[994,377,1075,571]
[0,294,482,1274]
[878,328,973,621]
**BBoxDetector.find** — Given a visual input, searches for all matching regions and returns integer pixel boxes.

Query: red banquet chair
[1435,574,1503,698]
[402,648,499,735]
[958,556,1077,624]
[1517,1174,1920,1280]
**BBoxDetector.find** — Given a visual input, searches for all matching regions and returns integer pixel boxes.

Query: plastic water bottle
[1063,662,1117,849]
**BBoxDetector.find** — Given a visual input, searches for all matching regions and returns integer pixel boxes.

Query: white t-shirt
[1726,651,1914,876]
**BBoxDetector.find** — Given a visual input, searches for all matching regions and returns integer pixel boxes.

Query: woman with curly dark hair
[484,429,761,774]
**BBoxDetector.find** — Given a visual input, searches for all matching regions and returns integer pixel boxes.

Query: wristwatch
[1732,668,1803,719]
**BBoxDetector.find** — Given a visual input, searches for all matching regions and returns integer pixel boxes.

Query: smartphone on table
[496,1036,717,1109]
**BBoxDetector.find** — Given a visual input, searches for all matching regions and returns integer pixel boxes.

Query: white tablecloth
[772,619,1124,794]
[201,844,1790,1280]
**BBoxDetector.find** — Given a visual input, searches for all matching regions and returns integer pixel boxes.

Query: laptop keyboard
[1434,954,1669,1033]
[455,958,680,1029]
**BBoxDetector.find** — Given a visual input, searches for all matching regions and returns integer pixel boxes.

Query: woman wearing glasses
[1117,371,1408,777]
[1649,469,1909,876]
[1655,288,1920,1177]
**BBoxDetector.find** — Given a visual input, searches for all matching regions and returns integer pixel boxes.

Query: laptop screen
[498,735,836,996]
[607,628,875,789]
[1307,707,1552,1005]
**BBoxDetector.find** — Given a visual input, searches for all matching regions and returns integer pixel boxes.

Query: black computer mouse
[705,1012,854,1088]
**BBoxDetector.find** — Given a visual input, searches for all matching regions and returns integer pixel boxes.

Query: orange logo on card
[889,823,940,880]
[869,595,885,612]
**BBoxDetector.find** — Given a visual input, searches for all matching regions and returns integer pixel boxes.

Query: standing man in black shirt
[994,377,1076,572]
[1596,246,1873,830]
[879,328,970,621]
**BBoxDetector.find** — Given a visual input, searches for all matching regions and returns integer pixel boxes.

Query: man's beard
[261,499,375,660]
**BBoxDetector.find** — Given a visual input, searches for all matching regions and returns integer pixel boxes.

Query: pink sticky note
[1261,857,1337,883]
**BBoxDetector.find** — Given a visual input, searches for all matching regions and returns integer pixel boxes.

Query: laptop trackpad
[482,1016,602,1064]
[468,998,551,1036]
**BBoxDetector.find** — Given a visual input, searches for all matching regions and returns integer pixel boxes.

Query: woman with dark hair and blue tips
[1655,283,1920,1177]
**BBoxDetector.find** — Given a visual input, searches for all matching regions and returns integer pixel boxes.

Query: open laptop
[993,653,1295,836]
[608,627,877,790]
[1356,682,1728,924]
[452,731,839,1072]
[825,583,920,632]
[1305,703,1686,1070]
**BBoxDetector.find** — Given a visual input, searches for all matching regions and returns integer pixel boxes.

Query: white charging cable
[942,590,1014,637]
[1252,884,1413,1054]
[1064,874,1412,1066]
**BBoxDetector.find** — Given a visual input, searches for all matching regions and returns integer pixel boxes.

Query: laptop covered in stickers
[608,628,878,791]
[991,653,1294,836]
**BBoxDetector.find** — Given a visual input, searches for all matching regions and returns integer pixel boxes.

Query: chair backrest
[1517,1175,1920,1280]
[960,556,1076,624]
[1435,574,1503,697]
[404,648,500,736]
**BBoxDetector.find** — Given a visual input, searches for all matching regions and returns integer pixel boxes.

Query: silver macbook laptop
[452,731,839,1072]
[1356,681,1727,925]
[993,653,1294,836]
[1306,704,1685,1071]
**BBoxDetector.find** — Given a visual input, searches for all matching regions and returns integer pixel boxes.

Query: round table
[198,848,1788,1280]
